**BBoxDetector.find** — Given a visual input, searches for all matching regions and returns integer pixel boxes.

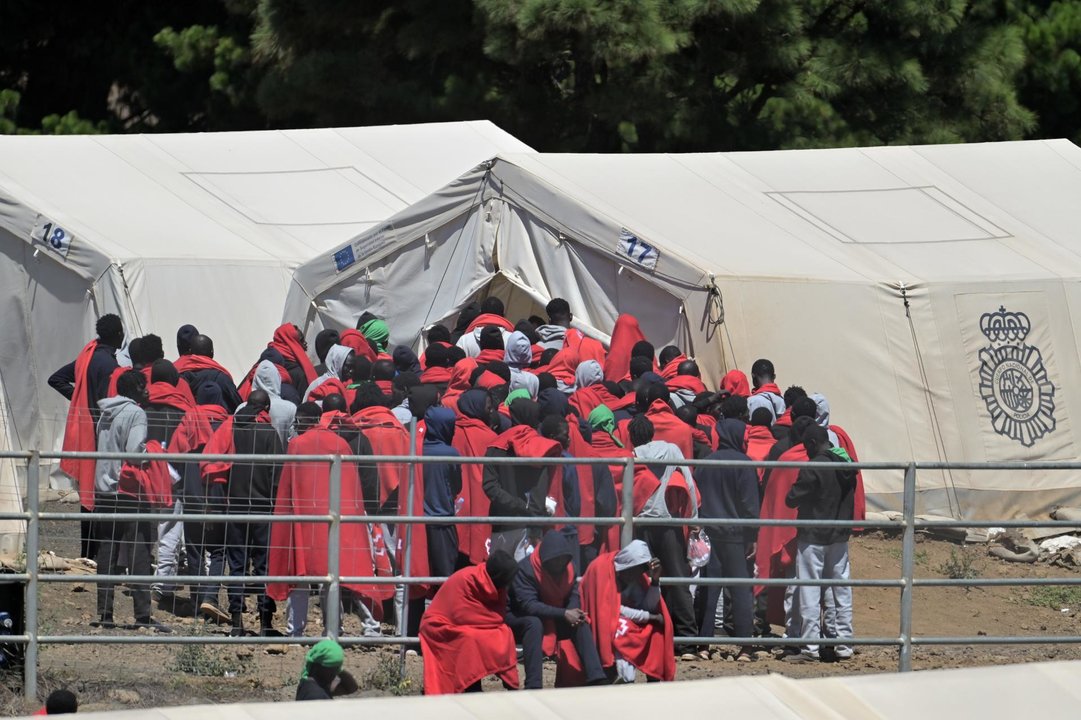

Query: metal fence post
[24,453,39,701]
[899,462,917,672]
[325,456,342,641]
[398,418,418,677]
[620,458,635,548]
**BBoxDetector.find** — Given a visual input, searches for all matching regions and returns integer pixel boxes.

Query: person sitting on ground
[506,531,607,688]
[419,551,521,694]
[36,688,78,715]
[580,539,675,683]
[295,638,358,701]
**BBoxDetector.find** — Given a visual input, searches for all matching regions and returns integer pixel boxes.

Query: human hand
[564,609,587,627]
[746,542,757,561]
[648,557,662,583]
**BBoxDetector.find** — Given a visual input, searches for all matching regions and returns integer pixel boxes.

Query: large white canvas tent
[0,121,532,536]
[285,139,1081,520]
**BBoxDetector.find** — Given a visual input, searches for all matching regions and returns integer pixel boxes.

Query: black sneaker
[89,616,115,629]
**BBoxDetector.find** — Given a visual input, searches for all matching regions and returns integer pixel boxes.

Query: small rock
[72,584,86,593]
[265,644,288,655]
[977,630,987,636]
[108,689,140,704]
[868,606,876,611]
[1041,625,1048,631]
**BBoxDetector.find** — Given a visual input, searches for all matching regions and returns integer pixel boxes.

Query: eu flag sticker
[334,245,356,272]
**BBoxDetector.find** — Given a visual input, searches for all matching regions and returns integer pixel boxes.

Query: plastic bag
[686,529,712,569]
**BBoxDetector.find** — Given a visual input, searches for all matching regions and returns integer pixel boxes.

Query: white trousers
[795,540,853,656]
[153,500,184,593]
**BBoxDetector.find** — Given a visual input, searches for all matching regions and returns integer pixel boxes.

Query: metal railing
[2,445,1081,699]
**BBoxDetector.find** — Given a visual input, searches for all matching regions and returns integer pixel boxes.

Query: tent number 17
[617,228,660,269]
[625,237,656,263]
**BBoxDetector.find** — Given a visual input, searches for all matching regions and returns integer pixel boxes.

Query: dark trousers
[695,535,753,642]
[579,532,606,573]
[405,523,459,639]
[81,506,98,561]
[95,495,153,621]
[638,525,696,651]
[427,523,459,577]
[505,613,606,688]
[185,520,225,606]
[225,520,273,614]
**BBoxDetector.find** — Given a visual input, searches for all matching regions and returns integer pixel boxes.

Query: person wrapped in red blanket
[580,539,675,683]
[506,530,607,688]
[419,550,521,694]
[267,403,392,636]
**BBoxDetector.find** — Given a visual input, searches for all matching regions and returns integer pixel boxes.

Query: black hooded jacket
[229,403,285,511]
[695,419,760,544]
[509,532,581,619]
[785,450,857,545]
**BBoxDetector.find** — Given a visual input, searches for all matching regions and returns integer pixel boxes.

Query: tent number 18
[32,219,73,258]
[41,223,67,250]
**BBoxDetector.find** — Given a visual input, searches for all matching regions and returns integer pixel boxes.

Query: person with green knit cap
[296,638,358,701]
[503,387,532,408]
[588,405,625,449]
[357,314,390,355]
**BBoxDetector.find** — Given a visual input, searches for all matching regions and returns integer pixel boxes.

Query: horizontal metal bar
[34,635,387,646]
[676,636,901,647]
[913,577,1081,588]
[39,513,332,523]
[42,574,330,584]
[911,636,1081,646]
[634,517,899,529]
[661,577,904,588]
[914,519,1081,529]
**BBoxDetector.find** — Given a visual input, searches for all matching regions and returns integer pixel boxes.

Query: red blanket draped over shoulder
[239,324,317,399]
[568,384,617,419]
[339,329,376,363]
[721,370,751,397]
[604,315,646,383]
[452,415,498,565]
[659,355,688,380]
[171,404,230,454]
[173,354,234,381]
[60,341,99,510]
[617,400,694,461]
[580,552,675,681]
[833,425,866,521]
[149,382,196,413]
[531,548,575,656]
[117,440,173,509]
[442,359,477,414]
[754,444,808,624]
[419,564,519,694]
[267,427,391,604]
[465,313,515,334]
[567,421,616,549]
[353,406,409,507]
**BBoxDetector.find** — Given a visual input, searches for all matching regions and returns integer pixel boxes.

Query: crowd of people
[48,296,865,692]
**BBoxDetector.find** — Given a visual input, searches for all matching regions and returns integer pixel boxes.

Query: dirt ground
[1,503,1079,714]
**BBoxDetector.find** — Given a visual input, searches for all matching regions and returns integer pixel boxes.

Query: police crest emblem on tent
[977,306,1056,447]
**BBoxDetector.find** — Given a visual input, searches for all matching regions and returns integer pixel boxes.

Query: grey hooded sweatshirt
[631,440,698,520]
[94,395,148,496]
[504,331,539,398]
[535,324,567,352]
[811,393,841,447]
[302,344,352,403]
[244,360,297,446]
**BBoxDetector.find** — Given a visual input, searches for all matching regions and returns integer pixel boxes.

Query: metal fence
[2,446,1081,700]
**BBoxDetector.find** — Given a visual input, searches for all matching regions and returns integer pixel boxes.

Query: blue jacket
[422,406,461,517]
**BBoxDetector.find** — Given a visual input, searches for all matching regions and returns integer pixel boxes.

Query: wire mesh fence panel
[1,450,1080,706]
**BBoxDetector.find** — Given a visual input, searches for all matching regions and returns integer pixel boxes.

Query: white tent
[0,121,533,514]
[285,139,1081,520]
